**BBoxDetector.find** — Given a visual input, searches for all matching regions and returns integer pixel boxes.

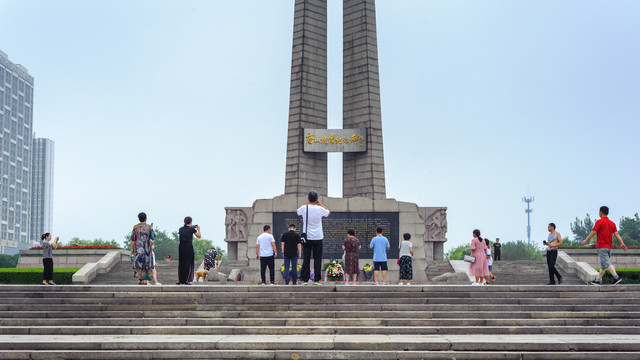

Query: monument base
[224,195,447,282]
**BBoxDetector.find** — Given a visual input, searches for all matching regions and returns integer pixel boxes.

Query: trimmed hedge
[0,268,80,284]
[595,268,640,284]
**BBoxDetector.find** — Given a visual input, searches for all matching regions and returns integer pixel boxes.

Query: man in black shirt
[280,224,302,285]
[493,238,502,261]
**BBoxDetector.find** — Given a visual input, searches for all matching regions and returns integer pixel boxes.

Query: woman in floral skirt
[342,229,361,285]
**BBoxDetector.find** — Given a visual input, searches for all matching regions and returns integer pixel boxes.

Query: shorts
[597,248,612,269]
[373,261,388,271]
[488,265,493,272]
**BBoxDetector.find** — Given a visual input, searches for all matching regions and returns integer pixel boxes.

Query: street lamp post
[522,196,534,245]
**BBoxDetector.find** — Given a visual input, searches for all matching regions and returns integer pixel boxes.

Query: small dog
[194,270,209,282]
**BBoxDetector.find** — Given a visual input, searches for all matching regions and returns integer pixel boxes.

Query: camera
[191,225,198,230]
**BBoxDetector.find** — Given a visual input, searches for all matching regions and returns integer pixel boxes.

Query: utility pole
[522,195,534,245]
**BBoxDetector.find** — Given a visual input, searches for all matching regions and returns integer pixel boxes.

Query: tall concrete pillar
[342,0,386,199]
[284,0,328,197]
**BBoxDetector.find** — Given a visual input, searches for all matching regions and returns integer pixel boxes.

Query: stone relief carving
[225,208,248,240]
[423,208,448,242]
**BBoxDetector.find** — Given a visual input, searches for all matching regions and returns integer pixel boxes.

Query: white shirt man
[297,191,330,284]
[255,225,277,285]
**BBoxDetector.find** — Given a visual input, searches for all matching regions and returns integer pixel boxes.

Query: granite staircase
[1,284,639,359]
[490,260,586,285]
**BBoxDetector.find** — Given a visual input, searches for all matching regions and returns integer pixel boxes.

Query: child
[41,233,59,285]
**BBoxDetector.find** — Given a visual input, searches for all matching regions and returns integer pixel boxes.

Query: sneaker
[155,282,162,286]
[269,283,276,286]
[406,283,411,286]
[313,281,323,286]
[590,279,601,285]
[301,281,309,286]
[373,282,379,286]
[398,282,404,286]
[612,277,623,285]
[558,277,563,285]
[546,282,556,285]
[260,283,267,286]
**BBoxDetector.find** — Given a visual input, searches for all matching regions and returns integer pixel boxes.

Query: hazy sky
[1,0,638,253]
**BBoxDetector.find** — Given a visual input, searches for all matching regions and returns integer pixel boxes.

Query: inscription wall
[272,212,399,259]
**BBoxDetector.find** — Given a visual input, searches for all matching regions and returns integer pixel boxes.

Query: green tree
[444,245,471,261]
[0,254,19,268]
[570,214,595,243]
[501,241,543,260]
[619,213,640,246]
[149,230,179,260]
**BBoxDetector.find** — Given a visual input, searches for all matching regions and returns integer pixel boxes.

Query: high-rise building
[31,138,54,245]
[0,50,53,255]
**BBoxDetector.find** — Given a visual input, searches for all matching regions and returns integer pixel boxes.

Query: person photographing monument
[298,190,330,285]
[581,206,628,285]
[178,217,201,285]
[41,233,59,285]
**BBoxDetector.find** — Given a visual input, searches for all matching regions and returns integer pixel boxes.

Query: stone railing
[552,250,598,283]
[557,248,640,269]
[72,251,126,284]
[17,248,129,269]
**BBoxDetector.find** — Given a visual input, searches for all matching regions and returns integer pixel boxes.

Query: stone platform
[1,284,639,359]
[226,195,447,282]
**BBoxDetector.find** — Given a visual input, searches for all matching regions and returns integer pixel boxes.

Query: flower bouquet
[363,263,373,282]
[322,258,345,281]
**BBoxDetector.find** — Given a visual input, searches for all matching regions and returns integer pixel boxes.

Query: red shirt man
[581,206,627,285]
[594,217,618,249]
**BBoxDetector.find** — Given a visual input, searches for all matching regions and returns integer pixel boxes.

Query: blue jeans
[283,256,298,284]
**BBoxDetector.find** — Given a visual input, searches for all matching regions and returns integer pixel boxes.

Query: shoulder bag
[299,205,308,245]
[463,255,476,263]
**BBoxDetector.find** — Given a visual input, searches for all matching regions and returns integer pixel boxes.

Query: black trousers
[260,256,275,283]
[43,258,53,281]
[547,250,562,283]
[494,250,501,261]
[301,240,323,282]
[178,242,194,284]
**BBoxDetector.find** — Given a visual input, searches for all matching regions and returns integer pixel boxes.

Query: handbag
[299,205,308,245]
[463,255,476,263]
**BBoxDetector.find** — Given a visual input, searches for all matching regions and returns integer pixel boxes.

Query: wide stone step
[2,325,640,336]
[2,334,640,352]
[3,296,638,306]
[1,350,639,360]
[2,303,639,312]
[1,317,637,327]
[2,310,639,320]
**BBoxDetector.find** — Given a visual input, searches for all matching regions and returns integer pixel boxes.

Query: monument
[224,0,447,281]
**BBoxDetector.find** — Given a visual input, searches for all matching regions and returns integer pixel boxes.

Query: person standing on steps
[469,229,490,285]
[281,224,302,285]
[298,190,330,285]
[41,233,59,285]
[257,225,278,285]
[131,212,156,285]
[581,206,628,285]
[398,233,414,286]
[178,216,201,285]
[342,229,361,285]
[544,223,563,285]
[493,238,502,261]
[370,227,390,285]
[485,239,496,284]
